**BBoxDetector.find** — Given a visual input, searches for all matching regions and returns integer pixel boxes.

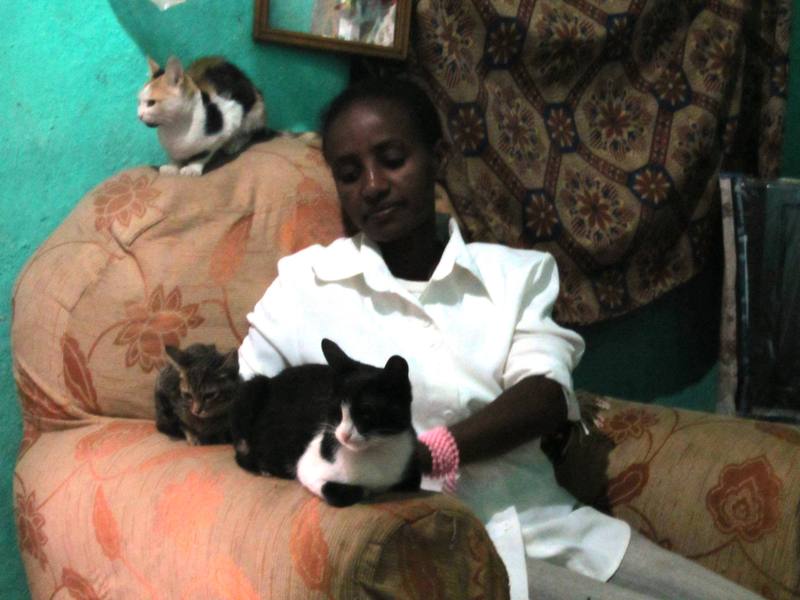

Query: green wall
[0,2,348,597]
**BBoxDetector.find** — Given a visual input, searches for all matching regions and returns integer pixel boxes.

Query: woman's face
[324,98,438,244]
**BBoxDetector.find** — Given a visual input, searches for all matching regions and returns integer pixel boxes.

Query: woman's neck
[378,222,444,282]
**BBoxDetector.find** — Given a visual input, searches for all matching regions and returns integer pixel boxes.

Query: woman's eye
[335,170,359,184]
[381,154,405,169]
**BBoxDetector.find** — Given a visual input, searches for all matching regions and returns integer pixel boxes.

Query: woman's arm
[416,374,567,473]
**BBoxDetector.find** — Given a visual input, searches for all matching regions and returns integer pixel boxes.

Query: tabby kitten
[154,344,240,445]
[138,56,266,176]
[231,339,420,507]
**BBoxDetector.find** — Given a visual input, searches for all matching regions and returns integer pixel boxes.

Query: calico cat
[231,339,420,507]
[138,56,266,176]
[154,344,240,445]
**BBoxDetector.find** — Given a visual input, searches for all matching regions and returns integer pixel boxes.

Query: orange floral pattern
[93,487,122,561]
[16,365,73,422]
[61,567,103,600]
[75,421,154,461]
[154,469,224,553]
[62,334,100,414]
[12,138,511,600]
[93,173,160,231]
[15,488,48,570]
[607,462,649,506]
[289,497,331,594]
[601,407,659,445]
[114,285,204,372]
[706,456,782,543]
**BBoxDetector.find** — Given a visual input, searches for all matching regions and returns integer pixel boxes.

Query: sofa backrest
[12,137,345,426]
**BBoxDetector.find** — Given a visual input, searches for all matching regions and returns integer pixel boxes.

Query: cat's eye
[146,100,156,107]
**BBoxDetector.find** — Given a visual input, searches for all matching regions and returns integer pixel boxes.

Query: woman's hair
[320,77,443,159]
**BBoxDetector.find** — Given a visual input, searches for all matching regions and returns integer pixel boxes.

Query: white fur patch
[296,423,414,500]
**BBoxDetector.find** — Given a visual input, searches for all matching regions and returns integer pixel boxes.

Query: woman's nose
[362,166,389,201]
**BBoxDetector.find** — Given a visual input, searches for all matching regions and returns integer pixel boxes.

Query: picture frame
[253,0,412,60]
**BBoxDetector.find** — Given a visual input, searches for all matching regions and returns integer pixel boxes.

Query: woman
[238,78,761,599]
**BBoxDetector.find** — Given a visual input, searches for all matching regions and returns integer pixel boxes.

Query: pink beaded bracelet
[419,426,460,493]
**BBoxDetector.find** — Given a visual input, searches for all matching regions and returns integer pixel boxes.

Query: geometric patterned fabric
[407,0,791,324]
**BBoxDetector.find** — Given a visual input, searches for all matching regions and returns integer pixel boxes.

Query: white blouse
[239,219,630,598]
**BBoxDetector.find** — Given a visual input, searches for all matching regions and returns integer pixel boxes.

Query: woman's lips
[366,202,402,221]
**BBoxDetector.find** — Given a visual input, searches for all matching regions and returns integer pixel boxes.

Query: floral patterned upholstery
[11,137,509,599]
[553,393,800,599]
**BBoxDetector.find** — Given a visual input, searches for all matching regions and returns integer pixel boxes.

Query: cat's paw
[179,163,204,176]
[321,482,366,507]
[159,164,180,176]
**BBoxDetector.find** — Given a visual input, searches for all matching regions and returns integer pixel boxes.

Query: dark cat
[231,339,420,507]
[154,344,240,445]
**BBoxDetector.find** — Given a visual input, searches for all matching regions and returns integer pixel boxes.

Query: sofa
[12,137,800,599]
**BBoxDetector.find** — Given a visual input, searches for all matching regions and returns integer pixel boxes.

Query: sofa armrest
[549,393,800,599]
[15,419,509,599]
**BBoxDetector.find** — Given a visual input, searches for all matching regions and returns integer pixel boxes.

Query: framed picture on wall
[254,0,413,60]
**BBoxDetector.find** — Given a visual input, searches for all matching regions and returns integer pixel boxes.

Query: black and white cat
[231,339,420,507]
[137,56,266,176]
[154,343,239,445]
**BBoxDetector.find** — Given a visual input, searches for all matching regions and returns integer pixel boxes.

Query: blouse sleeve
[238,276,297,380]
[501,253,585,422]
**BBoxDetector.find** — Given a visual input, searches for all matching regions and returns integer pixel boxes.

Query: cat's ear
[164,56,184,87]
[147,56,161,78]
[222,348,239,371]
[164,345,189,372]
[383,355,409,382]
[321,338,356,373]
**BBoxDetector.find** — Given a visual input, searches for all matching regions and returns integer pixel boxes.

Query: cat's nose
[337,430,352,445]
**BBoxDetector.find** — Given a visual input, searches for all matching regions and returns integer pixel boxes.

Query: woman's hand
[448,375,568,466]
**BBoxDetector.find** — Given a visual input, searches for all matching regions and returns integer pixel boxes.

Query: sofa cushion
[13,137,344,425]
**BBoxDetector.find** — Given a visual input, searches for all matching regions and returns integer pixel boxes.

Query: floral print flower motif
[114,285,204,373]
[62,567,104,600]
[706,456,782,543]
[93,173,160,231]
[755,421,800,446]
[689,24,737,94]
[492,86,542,170]
[448,103,487,156]
[485,19,524,68]
[607,462,649,506]
[583,78,653,160]
[545,106,577,149]
[533,5,595,84]
[601,408,659,445]
[418,0,476,88]
[633,244,686,302]
[524,191,559,240]
[672,120,714,169]
[630,166,673,206]
[593,269,626,310]
[559,169,632,250]
[75,421,155,461]
[652,67,691,110]
[554,271,594,324]
[16,488,48,570]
